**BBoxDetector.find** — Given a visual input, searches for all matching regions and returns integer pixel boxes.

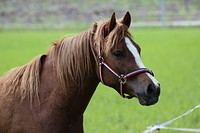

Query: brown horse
[0,12,160,133]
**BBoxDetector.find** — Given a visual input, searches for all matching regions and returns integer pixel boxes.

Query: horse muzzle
[136,84,160,106]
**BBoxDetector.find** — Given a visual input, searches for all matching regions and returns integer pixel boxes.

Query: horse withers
[0,12,160,133]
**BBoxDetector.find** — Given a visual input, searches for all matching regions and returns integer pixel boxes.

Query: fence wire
[143,104,200,133]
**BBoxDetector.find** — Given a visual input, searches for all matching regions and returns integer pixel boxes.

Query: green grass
[0,27,200,133]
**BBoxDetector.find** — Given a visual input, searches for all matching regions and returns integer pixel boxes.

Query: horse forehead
[124,37,139,53]
[124,37,146,70]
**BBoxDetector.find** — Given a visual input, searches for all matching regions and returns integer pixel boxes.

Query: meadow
[0,27,200,133]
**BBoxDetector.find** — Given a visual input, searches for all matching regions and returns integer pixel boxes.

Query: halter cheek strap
[98,55,154,99]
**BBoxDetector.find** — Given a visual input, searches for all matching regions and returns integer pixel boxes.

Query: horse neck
[39,31,100,123]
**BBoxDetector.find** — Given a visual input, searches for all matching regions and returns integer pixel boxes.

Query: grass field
[0,27,200,133]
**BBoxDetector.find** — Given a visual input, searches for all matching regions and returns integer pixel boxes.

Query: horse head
[93,12,160,106]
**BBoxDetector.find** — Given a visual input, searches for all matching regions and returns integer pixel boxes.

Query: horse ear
[106,12,116,33]
[118,11,131,28]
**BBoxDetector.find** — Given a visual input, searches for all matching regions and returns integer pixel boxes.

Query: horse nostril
[146,84,155,95]
[146,84,160,96]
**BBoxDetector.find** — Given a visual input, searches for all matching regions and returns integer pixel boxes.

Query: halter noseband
[98,51,154,99]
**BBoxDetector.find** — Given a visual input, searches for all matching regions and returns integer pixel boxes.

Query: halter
[98,50,154,99]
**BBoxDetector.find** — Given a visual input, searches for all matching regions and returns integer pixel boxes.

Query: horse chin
[137,94,159,106]
[123,88,159,105]
[114,87,159,105]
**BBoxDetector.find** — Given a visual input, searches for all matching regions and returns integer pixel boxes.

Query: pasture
[0,27,200,133]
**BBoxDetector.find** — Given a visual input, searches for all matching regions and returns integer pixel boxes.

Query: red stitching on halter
[98,52,154,99]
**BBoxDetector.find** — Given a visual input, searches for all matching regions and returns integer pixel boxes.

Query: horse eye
[113,51,125,58]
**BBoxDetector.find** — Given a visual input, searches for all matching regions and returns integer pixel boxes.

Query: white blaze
[125,37,159,87]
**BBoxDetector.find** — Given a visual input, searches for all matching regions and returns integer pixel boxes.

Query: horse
[0,12,160,133]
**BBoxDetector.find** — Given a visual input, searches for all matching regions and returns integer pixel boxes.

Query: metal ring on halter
[98,56,104,62]
[119,74,127,84]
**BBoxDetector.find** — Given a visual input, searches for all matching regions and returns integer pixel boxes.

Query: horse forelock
[94,21,131,55]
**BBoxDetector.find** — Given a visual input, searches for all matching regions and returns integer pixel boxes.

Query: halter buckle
[119,74,127,84]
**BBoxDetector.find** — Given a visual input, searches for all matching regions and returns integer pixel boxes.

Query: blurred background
[1,0,200,30]
[0,0,200,133]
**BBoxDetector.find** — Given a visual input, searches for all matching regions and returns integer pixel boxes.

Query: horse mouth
[136,93,159,106]
[114,87,159,105]
[122,92,159,106]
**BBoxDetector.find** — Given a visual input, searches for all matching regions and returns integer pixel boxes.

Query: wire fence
[143,104,200,133]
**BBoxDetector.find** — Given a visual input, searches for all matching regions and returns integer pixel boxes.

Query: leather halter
[98,50,154,99]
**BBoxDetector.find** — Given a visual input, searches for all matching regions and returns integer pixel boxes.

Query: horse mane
[0,54,46,103]
[0,20,131,102]
[49,21,131,92]
[48,29,94,91]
